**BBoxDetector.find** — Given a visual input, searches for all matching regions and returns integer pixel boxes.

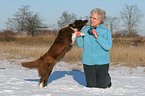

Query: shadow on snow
[24,70,86,86]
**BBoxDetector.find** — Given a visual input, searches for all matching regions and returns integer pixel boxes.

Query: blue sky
[0,0,145,36]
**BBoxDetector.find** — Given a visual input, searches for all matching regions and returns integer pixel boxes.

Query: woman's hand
[92,29,99,38]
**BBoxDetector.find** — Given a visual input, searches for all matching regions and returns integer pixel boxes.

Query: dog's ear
[69,20,80,27]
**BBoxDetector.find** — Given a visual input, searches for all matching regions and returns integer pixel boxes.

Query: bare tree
[116,18,121,32]
[104,16,119,33]
[57,11,77,29]
[25,13,42,36]
[120,5,143,37]
[6,5,46,36]
[5,18,15,31]
[13,5,31,34]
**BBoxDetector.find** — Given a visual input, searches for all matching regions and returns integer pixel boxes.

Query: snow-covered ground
[0,58,145,96]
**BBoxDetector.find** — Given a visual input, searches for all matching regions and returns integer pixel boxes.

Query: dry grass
[0,36,145,68]
[0,36,53,59]
[110,39,145,67]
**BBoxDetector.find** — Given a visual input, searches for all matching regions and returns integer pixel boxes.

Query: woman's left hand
[92,29,99,38]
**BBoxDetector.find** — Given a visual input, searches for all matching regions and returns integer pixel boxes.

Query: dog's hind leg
[43,75,50,87]
[38,62,47,88]
[43,62,55,87]
[39,65,54,87]
[39,76,45,88]
[39,60,56,87]
[39,75,49,88]
[39,73,51,88]
[38,56,56,87]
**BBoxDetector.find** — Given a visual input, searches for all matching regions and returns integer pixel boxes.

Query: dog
[21,20,88,87]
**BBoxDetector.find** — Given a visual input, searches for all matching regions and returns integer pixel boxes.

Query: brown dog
[21,20,88,87]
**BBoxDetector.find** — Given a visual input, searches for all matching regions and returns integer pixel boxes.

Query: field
[0,36,145,68]
[110,38,145,67]
[0,36,145,96]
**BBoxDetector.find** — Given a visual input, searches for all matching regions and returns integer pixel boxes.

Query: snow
[0,58,145,96]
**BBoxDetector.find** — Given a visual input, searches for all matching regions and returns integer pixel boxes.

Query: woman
[76,8,112,88]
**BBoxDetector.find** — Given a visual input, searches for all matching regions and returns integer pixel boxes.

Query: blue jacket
[76,24,112,65]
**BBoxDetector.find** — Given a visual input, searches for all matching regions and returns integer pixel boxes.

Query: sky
[0,0,145,36]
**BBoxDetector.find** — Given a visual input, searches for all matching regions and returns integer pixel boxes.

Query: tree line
[104,5,143,37]
[6,4,143,37]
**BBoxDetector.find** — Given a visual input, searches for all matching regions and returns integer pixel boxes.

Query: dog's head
[69,20,88,31]
[68,20,88,45]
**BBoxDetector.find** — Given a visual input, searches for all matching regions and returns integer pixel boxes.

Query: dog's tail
[21,60,40,68]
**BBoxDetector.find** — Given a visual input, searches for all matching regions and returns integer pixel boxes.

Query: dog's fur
[21,20,88,87]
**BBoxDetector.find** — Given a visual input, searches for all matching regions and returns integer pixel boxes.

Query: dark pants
[83,64,111,88]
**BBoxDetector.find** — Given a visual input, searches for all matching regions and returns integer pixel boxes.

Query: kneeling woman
[76,8,112,88]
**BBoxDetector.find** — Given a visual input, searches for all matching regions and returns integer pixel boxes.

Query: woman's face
[90,13,101,28]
